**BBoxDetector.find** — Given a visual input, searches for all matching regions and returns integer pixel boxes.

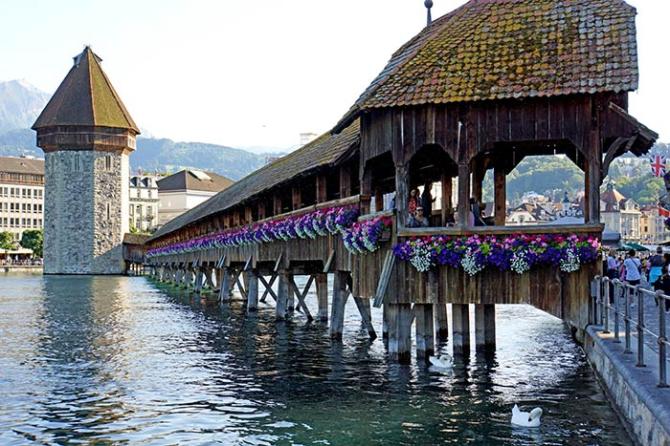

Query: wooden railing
[252,195,361,225]
[397,223,604,238]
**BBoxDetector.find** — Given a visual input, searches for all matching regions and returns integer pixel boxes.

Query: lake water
[0,274,631,445]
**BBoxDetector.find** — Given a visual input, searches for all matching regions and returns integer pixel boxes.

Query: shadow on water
[0,274,632,445]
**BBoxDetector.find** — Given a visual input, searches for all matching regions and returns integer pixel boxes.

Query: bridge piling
[387,303,412,364]
[316,273,328,322]
[475,304,496,351]
[452,304,471,356]
[276,270,289,320]
[247,270,259,312]
[415,303,435,360]
[330,272,349,340]
[220,267,232,302]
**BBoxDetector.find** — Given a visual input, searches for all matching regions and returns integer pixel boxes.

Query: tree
[0,231,14,250]
[20,229,43,258]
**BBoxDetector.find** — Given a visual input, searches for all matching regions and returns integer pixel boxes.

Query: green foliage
[20,229,43,257]
[0,231,15,250]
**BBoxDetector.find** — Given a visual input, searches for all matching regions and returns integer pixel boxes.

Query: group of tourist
[405,182,489,228]
[605,247,670,311]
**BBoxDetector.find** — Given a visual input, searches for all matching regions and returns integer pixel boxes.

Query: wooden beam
[395,163,409,227]
[247,271,259,312]
[353,297,377,339]
[440,173,452,226]
[494,168,506,226]
[316,175,328,203]
[330,271,349,340]
[259,274,278,302]
[292,187,302,210]
[457,163,470,227]
[316,273,328,322]
[323,250,335,273]
[289,275,314,322]
[340,166,352,198]
[373,251,395,308]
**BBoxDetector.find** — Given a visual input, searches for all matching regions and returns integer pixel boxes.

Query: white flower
[461,248,484,276]
[510,250,530,275]
[560,248,580,273]
[410,245,433,272]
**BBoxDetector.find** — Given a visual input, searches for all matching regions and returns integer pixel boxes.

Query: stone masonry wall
[44,150,128,274]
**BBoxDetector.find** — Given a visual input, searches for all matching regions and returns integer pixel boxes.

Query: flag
[650,154,666,177]
[660,207,670,218]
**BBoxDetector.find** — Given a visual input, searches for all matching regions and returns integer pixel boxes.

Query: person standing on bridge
[649,247,665,285]
[623,250,642,288]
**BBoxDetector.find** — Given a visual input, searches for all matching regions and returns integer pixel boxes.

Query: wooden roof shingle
[149,119,360,241]
[33,47,139,133]
[335,0,639,131]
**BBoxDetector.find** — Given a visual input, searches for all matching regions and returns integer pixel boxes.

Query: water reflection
[0,274,630,445]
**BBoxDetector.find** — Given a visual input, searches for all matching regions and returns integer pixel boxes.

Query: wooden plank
[323,250,335,273]
[353,296,377,340]
[373,251,396,308]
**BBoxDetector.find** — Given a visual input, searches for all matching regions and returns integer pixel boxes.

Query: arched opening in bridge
[407,144,458,226]
[470,140,588,227]
[365,152,395,213]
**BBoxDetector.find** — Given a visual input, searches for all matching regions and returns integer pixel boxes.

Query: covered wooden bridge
[143,0,657,363]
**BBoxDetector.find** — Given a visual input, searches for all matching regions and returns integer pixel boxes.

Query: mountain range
[0,80,279,180]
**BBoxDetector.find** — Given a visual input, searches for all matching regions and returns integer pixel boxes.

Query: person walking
[623,249,642,287]
[649,247,665,286]
[653,266,670,312]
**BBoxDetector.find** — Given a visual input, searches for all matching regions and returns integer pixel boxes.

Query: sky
[1,0,668,151]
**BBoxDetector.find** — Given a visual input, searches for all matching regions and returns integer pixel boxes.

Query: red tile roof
[336,0,639,130]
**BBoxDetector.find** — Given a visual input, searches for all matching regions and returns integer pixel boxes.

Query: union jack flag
[650,154,667,177]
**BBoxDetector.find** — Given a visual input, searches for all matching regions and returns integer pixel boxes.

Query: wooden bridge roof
[33,47,139,133]
[149,119,360,241]
[335,0,639,131]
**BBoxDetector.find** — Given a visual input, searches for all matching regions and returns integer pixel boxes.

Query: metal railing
[592,276,669,388]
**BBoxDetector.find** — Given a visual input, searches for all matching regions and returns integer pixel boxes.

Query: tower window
[105,155,112,171]
[106,203,111,220]
[74,154,80,172]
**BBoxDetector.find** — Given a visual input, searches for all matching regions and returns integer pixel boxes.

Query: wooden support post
[457,163,470,227]
[245,206,253,225]
[475,304,496,351]
[472,160,485,204]
[360,169,372,215]
[388,303,413,364]
[330,272,349,340]
[354,297,376,339]
[219,268,232,302]
[452,303,471,356]
[316,175,328,203]
[273,194,283,216]
[247,270,259,312]
[586,154,602,224]
[374,188,384,212]
[395,163,409,227]
[382,304,389,340]
[276,270,289,320]
[316,273,328,322]
[429,270,448,341]
[292,187,302,210]
[257,202,266,220]
[339,166,352,198]
[205,268,215,289]
[414,304,435,360]
[440,173,452,225]
[494,168,507,226]
[287,273,295,312]
[194,268,204,293]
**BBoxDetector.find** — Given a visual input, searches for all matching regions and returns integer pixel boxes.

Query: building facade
[32,47,139,274]
[0,156,45,243]
[129,175,159,232]
[600,184,641,242]
[157,170,233,226]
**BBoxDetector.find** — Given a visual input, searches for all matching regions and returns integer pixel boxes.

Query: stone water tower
[33,47,139,274]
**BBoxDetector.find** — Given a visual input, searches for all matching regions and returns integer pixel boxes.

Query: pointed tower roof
[32,47,139,133]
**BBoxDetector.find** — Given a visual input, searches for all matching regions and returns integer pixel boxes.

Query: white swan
[511,404,543,427]
[428,354,453,370]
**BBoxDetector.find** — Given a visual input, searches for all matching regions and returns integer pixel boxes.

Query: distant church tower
[32,47,139,274]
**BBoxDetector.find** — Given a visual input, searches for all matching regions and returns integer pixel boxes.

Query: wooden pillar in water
[219,268,232,302]
[353,296,376,339]
[287,272,295,312]
[276,270,289,320]
[494,168,507,226]
[316,273,328,322]
[414,303,435,360]
[452,303,471,356]
[247,270,259,312]
[387,303,412,364]
[475,304,496,351]
[330,271,349,340]
[429,270,448,341]
[382,304,389,341]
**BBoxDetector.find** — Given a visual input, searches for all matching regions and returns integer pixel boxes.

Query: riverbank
[585,326,670,446]
[0,265,42,274]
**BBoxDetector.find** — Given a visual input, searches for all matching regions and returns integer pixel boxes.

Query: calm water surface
[0,274,631,445]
